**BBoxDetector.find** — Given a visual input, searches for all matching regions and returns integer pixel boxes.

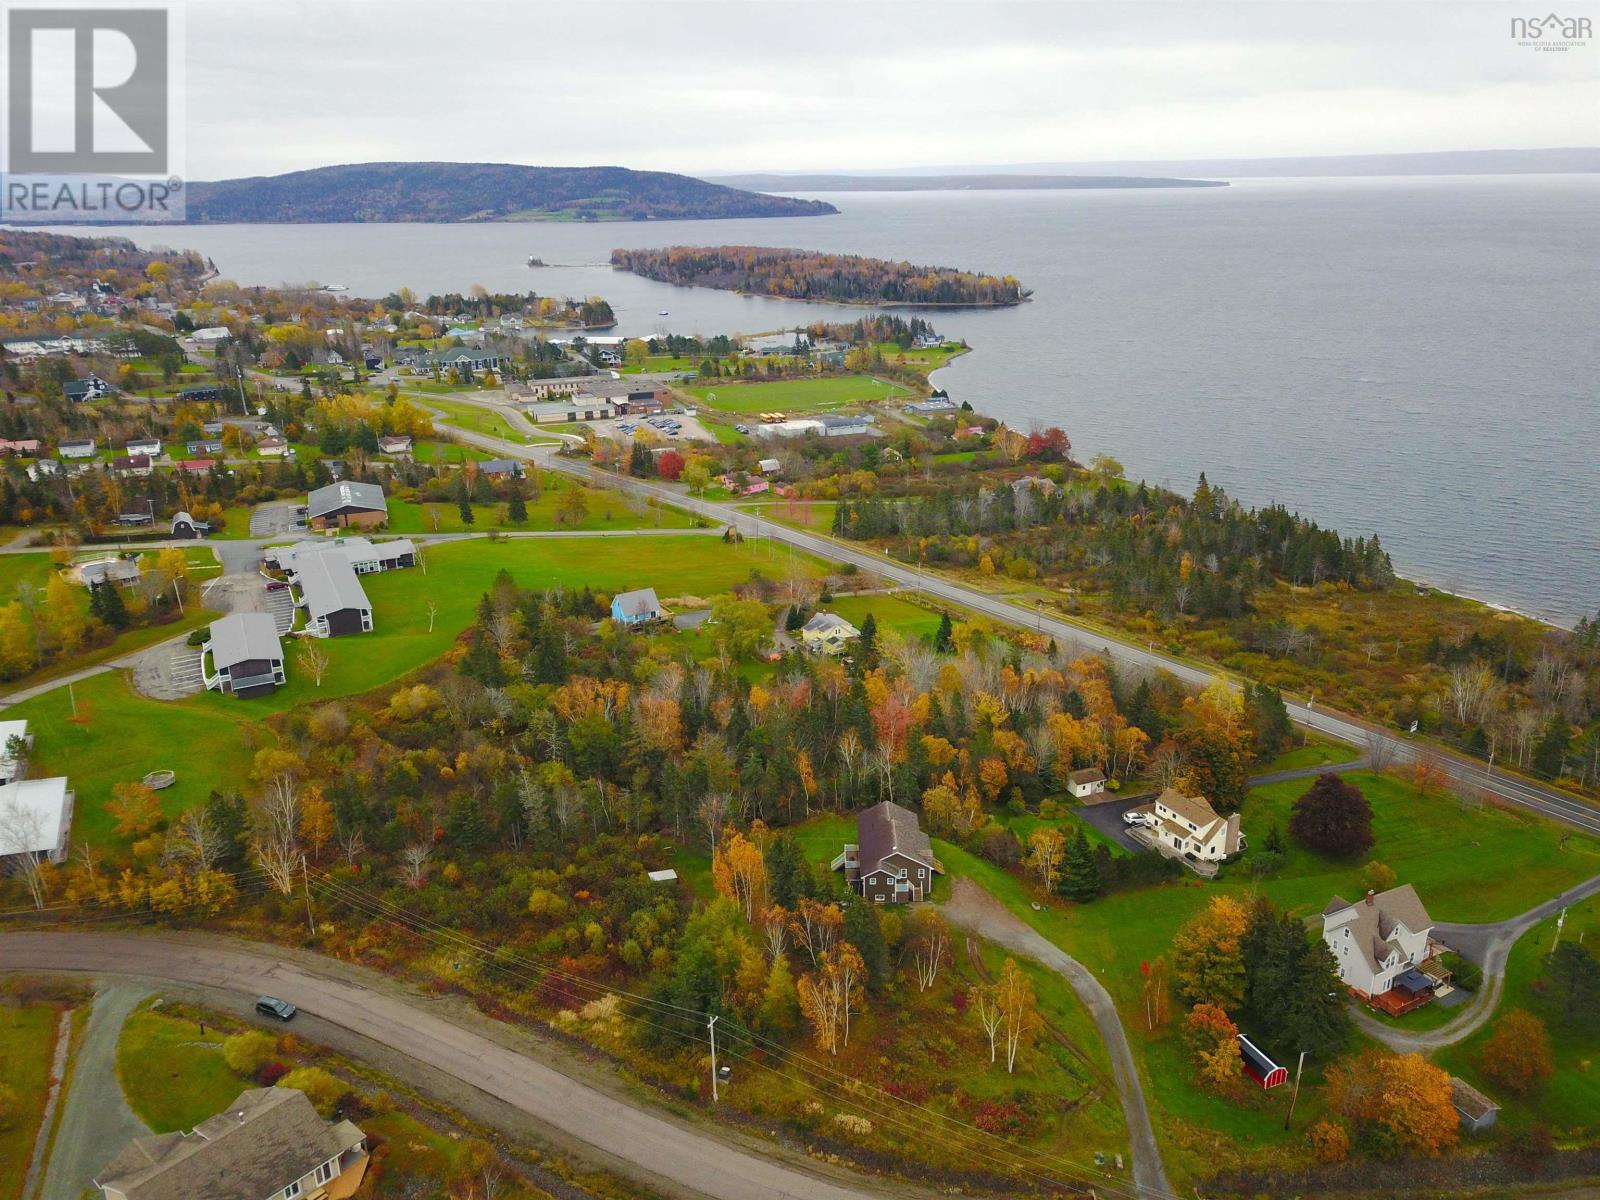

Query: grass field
[1259,738,1363,773]
[1435,893,1600,1137]
[116,1005,246,1132]
[0,1004,58,1200]
[385,483,691,535]
[826,593,944,642]
[411,394,528,442]
[873,341,966,370]
[681,376,910,414]
[410,439,493,464]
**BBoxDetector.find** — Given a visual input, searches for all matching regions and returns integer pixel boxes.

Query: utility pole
[1551,906,1567,956]
[708,1014,720,1102]
[171,577,184,615]
[300,855,317,936]
[1283,1050,1307,1130]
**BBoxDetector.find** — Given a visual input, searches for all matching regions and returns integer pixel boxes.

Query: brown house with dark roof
[831,800,943,903]
[97,1087,367,1200]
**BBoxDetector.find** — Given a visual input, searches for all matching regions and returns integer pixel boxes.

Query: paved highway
[439,418,1600,840]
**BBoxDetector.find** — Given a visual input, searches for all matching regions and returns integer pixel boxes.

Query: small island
[610,245,1029,307]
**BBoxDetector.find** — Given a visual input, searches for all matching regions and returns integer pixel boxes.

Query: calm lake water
[53,175,1600,624]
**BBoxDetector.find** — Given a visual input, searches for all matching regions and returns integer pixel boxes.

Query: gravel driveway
[41,987,152,1200]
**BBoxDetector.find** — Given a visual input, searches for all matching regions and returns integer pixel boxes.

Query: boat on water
[322,283,348,292]
[658,309,669,316]
[528,255,548,267]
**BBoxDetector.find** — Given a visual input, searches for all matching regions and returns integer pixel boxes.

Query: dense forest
[833,472,1396,619]
[186,163,839,223]
[610,246,1029,306]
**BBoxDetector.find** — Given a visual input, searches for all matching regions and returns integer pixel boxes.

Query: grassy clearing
[11,671,266,851]
[0,1004,58,1200]
[825,593,943,642]
[116,1004,243,1133]
[1435,893,1600,1137]
[410,440,492,464]
[681,376,910,414]
[1260,738,1362,773]
[412,395,528,442]
[385,482,691,535]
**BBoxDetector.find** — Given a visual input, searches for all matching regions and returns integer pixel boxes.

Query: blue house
[610,587,661,626]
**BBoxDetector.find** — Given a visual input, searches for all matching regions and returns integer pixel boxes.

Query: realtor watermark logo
[1,0,185,221]
[1511,12,1592,51]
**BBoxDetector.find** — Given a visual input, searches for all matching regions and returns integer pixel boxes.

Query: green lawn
[681,376,910,414]
[0,551,55,598]
[1236,772,1600,924]
[412,394,527,442]
[0,1004,58,1200]
[1435,894,1600,1138]
[1259,738,1362,774]
[385,481,691,534]
[410,440,492,465]
[116,1005,244,1132]
[826,593,943,642]
[873,341,966,371]
[10,671,265,851]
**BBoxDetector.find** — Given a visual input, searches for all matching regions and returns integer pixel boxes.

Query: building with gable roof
[831,800,943,903]
[1322,883,1438,1001]
[96,1086,367,1200]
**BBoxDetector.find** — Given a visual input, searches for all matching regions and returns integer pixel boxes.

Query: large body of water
[58,175,1600,623]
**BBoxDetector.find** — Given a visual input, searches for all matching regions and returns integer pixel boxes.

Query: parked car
[265,580,289,592]
[255,995,297,1021]
[1122,810,1146,826]
[734,424,750,434]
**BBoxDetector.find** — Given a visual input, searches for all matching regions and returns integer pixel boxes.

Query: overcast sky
[185,1,1599,179]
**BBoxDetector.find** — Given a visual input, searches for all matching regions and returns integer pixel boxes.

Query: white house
[0,776,74,864]
[1137,788,1243,861]
[800,612,860,654]
[1321,884,1436,999]
[191,325,233,346]
[58,438,97,460]
[1067,768,1106,800]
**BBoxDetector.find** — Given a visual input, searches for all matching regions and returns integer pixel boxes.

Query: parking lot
[584,409,717,445]
[249,500,306,537]
[132,642,207,700]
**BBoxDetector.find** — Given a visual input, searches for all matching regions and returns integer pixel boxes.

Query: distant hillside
[184,162,839,224]
[714,173,1227,192]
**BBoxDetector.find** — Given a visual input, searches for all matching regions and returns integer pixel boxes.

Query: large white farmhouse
[1322,884,1436,998]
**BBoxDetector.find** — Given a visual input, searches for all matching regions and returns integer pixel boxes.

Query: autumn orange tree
[711,827,767,920]
[1171,894,1250,1011]
[107,782,162,839]
[1479,1009,1553,1093]
[1181,1003,1244,1096]
[797,942,865,1055]
[1325,1049,1459,1157]
[996,958,1041,1074]
[1023,826,1066,891]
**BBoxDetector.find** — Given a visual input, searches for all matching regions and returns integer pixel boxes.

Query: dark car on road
[255,995,297,1021]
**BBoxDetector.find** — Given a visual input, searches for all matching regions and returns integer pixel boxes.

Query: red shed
[1237,1035,1288,1089]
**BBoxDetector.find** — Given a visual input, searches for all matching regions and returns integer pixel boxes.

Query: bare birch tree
[251,775,301,896]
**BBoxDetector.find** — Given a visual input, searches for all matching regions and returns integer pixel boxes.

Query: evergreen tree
[457,481,475,526]
[934,610,953,652]
[1548,941,1600,1029]
[506,481,528,524]
[1061,825,1101,902]
[1533,716,1571,780]
[461,626,504,686]
[629,441,652,477]
[857,612,878,669]
[444,793,488,848]
[1246,683,1293,758]
[1265,823,1286,855]
[765,834,804,908]
[203,790,250,868]
[842,898,888,990]
[94,581,130,630]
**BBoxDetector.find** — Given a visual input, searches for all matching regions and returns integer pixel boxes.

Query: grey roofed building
[79,558,142,587]
[96,1086,367,1200]
[832,800,942,903]
[1450,1076,1499,1132]
[203,612,286,697]
[610,586,661,625]
[306,480,387,528]
[477,458,522,478]
[288,551,373,637]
